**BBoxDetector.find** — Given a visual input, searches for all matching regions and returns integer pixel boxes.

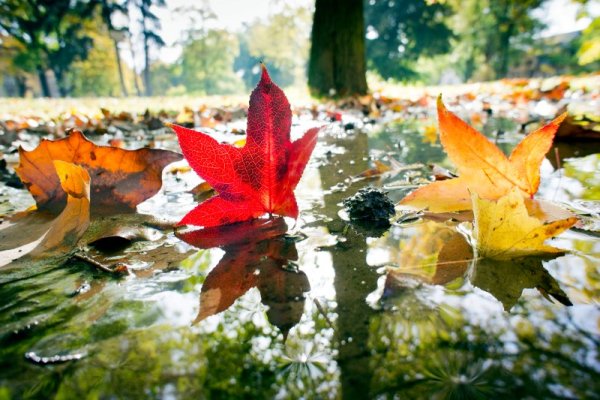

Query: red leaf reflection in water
[177,217,310,337]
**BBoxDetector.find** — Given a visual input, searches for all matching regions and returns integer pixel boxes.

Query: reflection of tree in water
[318,131,379,399]
[369,119,446,166]
[563,154,600,200]
[369,293,600,399]
[45,323,282,398]
[369,221,597,399]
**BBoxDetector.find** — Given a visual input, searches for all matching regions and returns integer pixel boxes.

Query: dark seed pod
[343,187,395,223]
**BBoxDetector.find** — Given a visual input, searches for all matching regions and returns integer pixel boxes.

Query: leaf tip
[554,112,568,126]
[260,62,272,85]
[436,94,448,118]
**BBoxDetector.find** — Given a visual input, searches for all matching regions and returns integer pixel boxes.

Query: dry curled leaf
[16,130,182,214]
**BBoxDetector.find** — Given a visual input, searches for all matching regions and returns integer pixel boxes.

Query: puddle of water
[0,117,599,399]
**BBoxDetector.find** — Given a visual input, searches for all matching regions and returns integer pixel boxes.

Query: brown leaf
[555,114,600,141]
[356,160,392,178]
[16,130,182,214]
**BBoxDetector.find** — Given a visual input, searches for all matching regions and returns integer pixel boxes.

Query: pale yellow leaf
[472,188,577,259]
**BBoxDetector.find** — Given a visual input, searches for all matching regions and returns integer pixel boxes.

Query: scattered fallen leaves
[16,130,182,214]
[170,65,319,227]
[356,160,392,178]
[401,97,567,212]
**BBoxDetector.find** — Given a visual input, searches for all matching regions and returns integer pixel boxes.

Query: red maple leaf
[170,65,319,227]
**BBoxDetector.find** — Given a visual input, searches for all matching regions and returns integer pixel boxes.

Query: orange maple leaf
[400,97,567,212]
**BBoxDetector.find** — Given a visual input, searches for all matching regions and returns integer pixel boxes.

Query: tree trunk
[52,68,66,97]
[113,38,129,97]
[143,33,152,96]
[497,23,514,78]
[127,35,142,96]
[16,76,27,97]
[37,68,51,97]
[308,0,368,97]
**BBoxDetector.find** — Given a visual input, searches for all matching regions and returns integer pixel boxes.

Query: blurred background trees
[364,0,453,81]
[0,0,598,98]
[0,0,99,96]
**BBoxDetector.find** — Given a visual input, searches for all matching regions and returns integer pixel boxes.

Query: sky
[123,0,599,68]
[534,0,599,37]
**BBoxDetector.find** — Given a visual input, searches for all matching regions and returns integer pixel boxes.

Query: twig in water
[553,147,563,202]
[313,298,334,330]
[72,252,129,275]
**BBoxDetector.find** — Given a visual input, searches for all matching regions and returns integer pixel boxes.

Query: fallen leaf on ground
[422,123,438,144]
[355,160,392,178]
[401,97,567,212]
[0,161,90,267]
[190,181,215,202]
[555,114,600,141]
[170,65,319,227]
[16,130,182,214]
[470,188,577,259]
[563,200,600,235]
[429,164,457,181]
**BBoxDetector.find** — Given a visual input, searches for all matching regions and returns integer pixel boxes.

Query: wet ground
[0,85,599,399]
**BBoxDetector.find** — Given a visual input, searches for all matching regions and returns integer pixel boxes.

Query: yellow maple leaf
[471,188,577,260]
[401,97,567,212]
